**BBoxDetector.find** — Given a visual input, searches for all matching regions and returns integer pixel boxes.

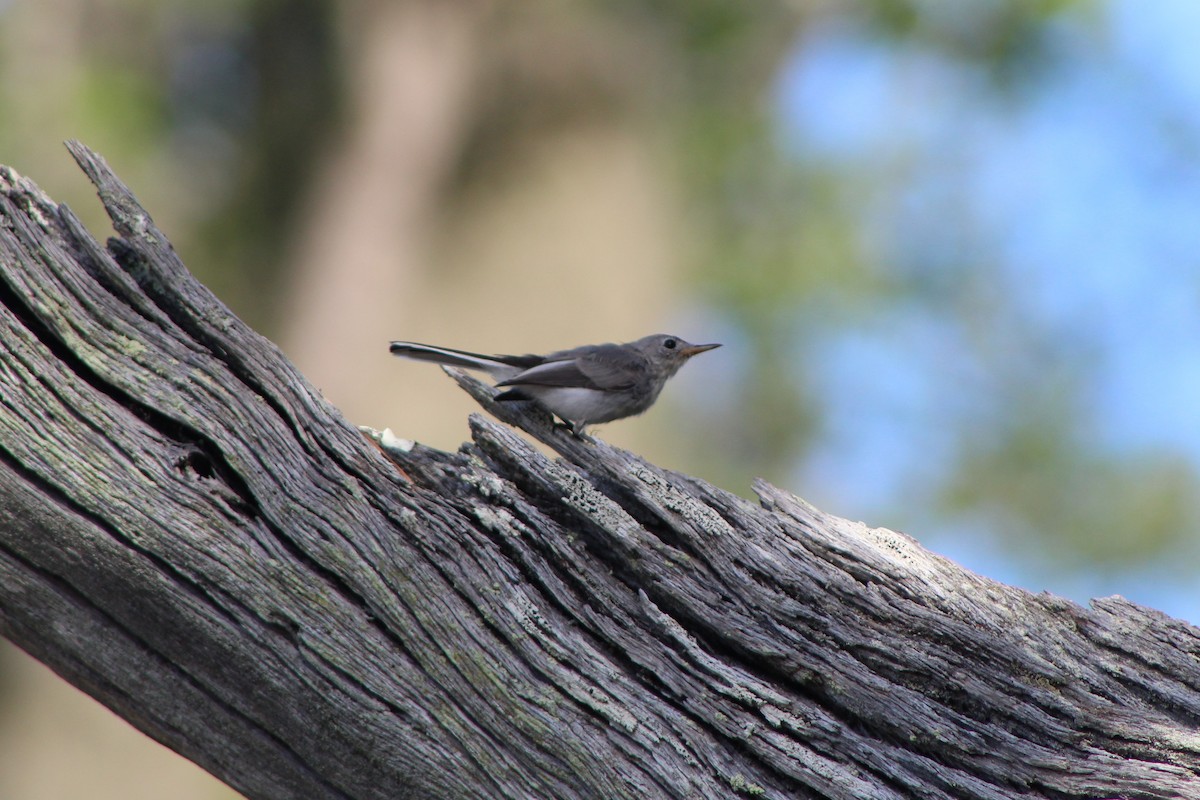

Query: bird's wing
[498,344,644,391]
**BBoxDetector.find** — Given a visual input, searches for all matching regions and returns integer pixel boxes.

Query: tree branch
[0,143,1197,800]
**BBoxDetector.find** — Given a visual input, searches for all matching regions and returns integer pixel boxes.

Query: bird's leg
[550,416,589,438]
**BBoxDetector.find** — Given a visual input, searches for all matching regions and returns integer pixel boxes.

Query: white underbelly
[529,386,608,423]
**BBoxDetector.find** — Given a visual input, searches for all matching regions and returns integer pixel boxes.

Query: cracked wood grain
[0,143,1198,800]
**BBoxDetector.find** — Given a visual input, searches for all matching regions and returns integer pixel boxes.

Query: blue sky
[773,1,1200,622]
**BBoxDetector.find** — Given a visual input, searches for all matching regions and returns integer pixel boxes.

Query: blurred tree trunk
[282,0,489,425]
[2,145,1199,800]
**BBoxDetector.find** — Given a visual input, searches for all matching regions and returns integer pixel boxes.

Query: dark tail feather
[388,341,505,371]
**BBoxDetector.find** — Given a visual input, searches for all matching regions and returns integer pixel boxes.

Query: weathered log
[0,143,1198,800]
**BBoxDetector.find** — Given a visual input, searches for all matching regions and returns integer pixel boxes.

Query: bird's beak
[681,343,721,358]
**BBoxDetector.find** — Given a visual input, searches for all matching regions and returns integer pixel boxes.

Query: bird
[388,334,721,435]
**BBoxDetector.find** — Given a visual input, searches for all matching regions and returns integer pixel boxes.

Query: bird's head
[634,334,721,377]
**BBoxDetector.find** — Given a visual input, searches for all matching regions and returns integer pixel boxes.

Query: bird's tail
[388,341,522,379]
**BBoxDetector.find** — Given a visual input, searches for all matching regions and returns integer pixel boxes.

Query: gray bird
[389,334,721,435]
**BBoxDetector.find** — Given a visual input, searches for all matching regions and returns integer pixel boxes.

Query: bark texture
[1,144,1199,800]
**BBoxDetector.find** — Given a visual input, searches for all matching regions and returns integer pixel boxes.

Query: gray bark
[0,142,1198,800]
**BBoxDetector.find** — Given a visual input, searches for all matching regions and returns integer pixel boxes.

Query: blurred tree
[672,0,1200,593]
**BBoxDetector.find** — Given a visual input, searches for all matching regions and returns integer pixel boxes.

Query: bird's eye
[663,338,677,350]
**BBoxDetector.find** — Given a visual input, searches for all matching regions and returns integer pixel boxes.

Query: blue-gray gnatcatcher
[389,334,721,435]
